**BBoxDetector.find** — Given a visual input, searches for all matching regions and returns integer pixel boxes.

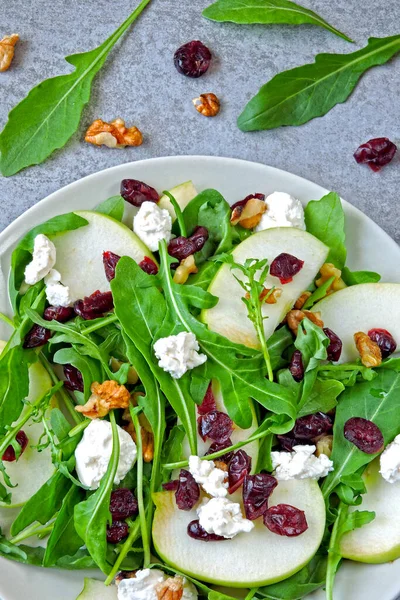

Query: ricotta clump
[189,455,228,497]
[44,269,72,307]
[153,332,207,379]
[380,434,400,483]
[271,444,333,481]
[197,497,254,539]
[133,201,172,251]
[24,234,56,285]
[255,192,305,232]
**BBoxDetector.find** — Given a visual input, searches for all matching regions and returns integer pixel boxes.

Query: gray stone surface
[0,0,399,242]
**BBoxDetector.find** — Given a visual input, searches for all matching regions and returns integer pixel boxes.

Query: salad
[0,178,399,600]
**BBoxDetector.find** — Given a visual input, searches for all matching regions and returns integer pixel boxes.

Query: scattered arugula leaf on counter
[203,0,352,42]
[237,35,400,132]
[0,0,152,176]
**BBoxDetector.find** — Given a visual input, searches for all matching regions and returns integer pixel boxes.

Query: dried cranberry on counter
[139,257,159,275]
[289,350,304,382]
[243,473,278,520]
[63,364,84,393]
[43,305,75,323]
[109,488,138,521]
[103,251,121,282]
[74,290,114,320]
[231,193,265,212]
[368,328,397,359]
[2,431,29,462]
[293,412,332,441]
[264,504,308,537]
[198,410,233,443]
[120,179,159,206]
[344,417,384,454]
[174,41,212,78]
[168,227,209,262]
[106,521,129,544]
[270,253,304,285]
[324,327,343,362]
[187,519,225,542]
[354,138,397,172]
[197,383,217,415]
[205,438,234,464]
[228,450,252,494]
[175,469,200,510]
[23,324,51,349]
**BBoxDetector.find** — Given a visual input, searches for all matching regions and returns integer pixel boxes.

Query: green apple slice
[51,210,155,302]
[158,181,198,221]
[202,228,328,349]
[76,578,116,599]
[340,459,400,563]
[152,479,326,587]
[311,283,400,363]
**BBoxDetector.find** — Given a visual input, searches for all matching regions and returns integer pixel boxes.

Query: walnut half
[75,380,130,419]
[354,331,382,368]
[0,34,19,72]
[156,576,184,600]
[230,198,266,229]
[286,309,324,335]
[85,118,143,148]
[192,93,220,117]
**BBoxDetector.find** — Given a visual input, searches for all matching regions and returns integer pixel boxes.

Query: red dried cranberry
[106,521,129,544]
[120,179,159,206]
[139,257,159,275]
[103,251,121,282]
[187,520,225,541]
[323,327,343,362]
[205,438,234,464]
[23,324,51,349]
[293,412,332,441]
[109,488,138,521]
[190,227,209,252]
[243,473,278,520]
[175,469,200,510]
[43,305,74,323]
[231,193,265,211]
[264,504,308,537]
[354,138,397,172]
[74,290,114,320]
[277,433,306,452]
[289,350,304,382]
[63,364,84,393]
[270,253,304,284]
[168,227,209,262]
[174,41,211,78]
[162,480,180,491]
[198,411,233,444]
[2,431,29,462]
[368,328,397,359]
[344,417,384,454]
[197,383,217,415]
[228,450,252,494]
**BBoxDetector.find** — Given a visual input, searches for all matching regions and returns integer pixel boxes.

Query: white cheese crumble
[24,234,56,285]
[75,419,137,490]
[117,569,198,600]
[197,497,254,539]
[133,201,172,251]
[271,444,333,481]
[44,269,71,307]
[380,434,400,483]
[153,332,207,379]
[189,455,228,497]
[254,192,306,232]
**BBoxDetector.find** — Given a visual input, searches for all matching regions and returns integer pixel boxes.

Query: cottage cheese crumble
[255,192,306,232]
[44,269,71,307]
[189,455,228,497]
[153,332,207,379]
[24,234,56,285]
[117,569,198,600]
[380,434,400,483]
[197,497,254,539]
[271,444,333,481]
[133,201,172,251]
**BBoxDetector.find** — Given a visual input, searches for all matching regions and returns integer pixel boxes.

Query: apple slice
[76,579,116,599]
[158,181,198,221]
[152,479,326,587]
[202,228,328,348]
[311,283,400,363]
[340,459,400,563]
[51,210,155,302]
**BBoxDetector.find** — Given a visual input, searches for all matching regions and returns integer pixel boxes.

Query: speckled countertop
[0,0,399,242]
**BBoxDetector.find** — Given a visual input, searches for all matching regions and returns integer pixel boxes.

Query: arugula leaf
[53,347,102,401]
[341,267,381,285]
[294,318,329,412]
[95,195,125,221]
[304,192,346,269]
[161,425,186,482]
[0,345,30,433]
[298,378,344,417]
[318,362,377,386]
[203,0,352,42]
[257,554,328,599]
[0,530,28,561]
[0,0,152,176]
[268,326,293,370]
[238,36,400,132]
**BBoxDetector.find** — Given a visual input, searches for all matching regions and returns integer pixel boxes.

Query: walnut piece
[173,255,198,285]
[156,576,184,600]
[230,198,266,229]
[192,93,220,117]
[75,380,130,419]
[123,392,154,462]
[316,263,346,293]
[354,331,382,368]
[110,357,138,385]
[214,460,229,471]
[85,118,143,148]
[286,309,324,335]
[245,287,282,305]
[0,34,19,72]
[294,291,312,310]
[315,434,333,458]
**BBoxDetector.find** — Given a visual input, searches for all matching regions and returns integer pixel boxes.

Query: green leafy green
[53,347,102,401]
[0,346,30,433]
[161,425,186,482]
[203,0,352,42]
[95,196,125,221]
[294,318,329,411]
[258,555,328,599]
[304,193,346,269]
[237,36,400,132]
[341,267,381,285]
[298,378,344,417]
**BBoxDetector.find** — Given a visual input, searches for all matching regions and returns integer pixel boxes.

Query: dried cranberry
[43,305,74,323]
[103,251,121,282]
[187,520,225,542]
[63,364,84,393]
[197,383,217,415]
[243,473,278,520]
[324,327,343,362]
[354,138,397,172]
[277,433,306,452]
[168,227,209,262]
[264,504,308,537]
[2,431,29,462]
[228,450,252,494]
[139,257,158,275]
[289,350,304,382]
[294,412,332,441]
[270,253,304,285]
[198,411,233,443]
[189,227,209,252]
[231,193,265,211]
[162,480,180,491]
[120,179,159,206]
[109,488,138,521]
[344,417,384,454]
[74,290,114,320]
[106,521,129,544]
[175,469,200,510]
[205,438,234,464]
[23,324,51,348]
[174,41,211,78]
[368,328,397,359]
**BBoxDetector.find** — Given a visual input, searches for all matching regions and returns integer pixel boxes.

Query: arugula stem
[79,313,118,336]
[68,419,90,438]
[245,588,258,600]
[162,191,187,237]
[10,520,55,544]
[39,353,82,425]
[303,276,335,310]
[0,312,15,329]
[326,502,348,600]
[105,518,141,585]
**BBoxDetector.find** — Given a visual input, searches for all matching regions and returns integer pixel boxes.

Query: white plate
[0,156,399,600]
